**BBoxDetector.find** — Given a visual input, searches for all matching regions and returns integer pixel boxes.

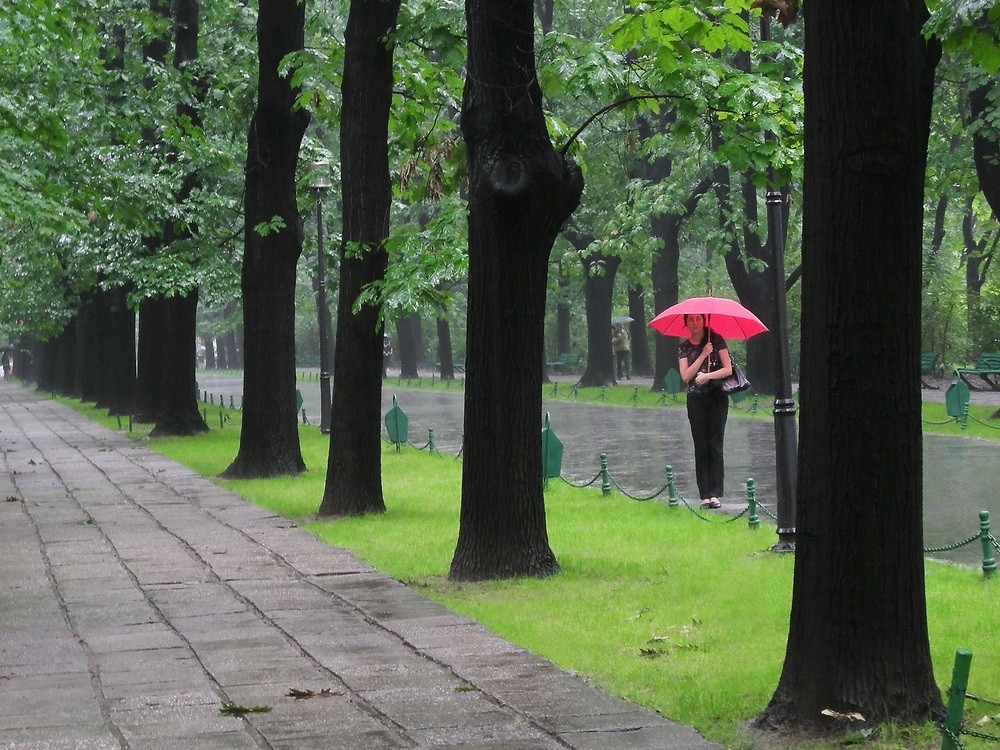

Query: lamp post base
[771,529,796,553]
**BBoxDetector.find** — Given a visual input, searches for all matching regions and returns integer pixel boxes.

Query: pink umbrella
[648,296,768,340]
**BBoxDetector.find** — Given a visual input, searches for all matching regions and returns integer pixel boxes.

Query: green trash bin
[945,378,969,419]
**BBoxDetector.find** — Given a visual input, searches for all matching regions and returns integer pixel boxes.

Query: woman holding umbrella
[677,314,732,509]
[650,296,766,510]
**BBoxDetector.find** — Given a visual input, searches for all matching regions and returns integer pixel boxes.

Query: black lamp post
[762,14,797,552]
[310,161,333,434]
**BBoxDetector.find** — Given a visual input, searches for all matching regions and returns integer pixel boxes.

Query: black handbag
[721,360,751,394]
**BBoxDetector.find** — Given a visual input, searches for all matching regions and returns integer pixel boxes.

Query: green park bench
[920,352,940,389]
[955,352,1000,391]
[546,352,582,374]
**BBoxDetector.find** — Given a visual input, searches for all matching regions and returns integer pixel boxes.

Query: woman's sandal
[700,498,722,509]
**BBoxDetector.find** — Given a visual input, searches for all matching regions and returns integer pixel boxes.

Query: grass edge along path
[58,393,999,750]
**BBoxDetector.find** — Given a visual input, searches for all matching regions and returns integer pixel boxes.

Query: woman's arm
[694,347,733,387]
[679,342,713,383]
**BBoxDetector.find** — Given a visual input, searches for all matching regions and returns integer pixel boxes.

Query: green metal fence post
[665,465,678,507]
[941,648,972,750]
[600,453,611,496]
[980,510,997,578]
[219,409,224,429]
[961,402,969,430]
[631,386,639,404]
[599,386,607,402]
[746,478,759,530]
[428,428,436,453]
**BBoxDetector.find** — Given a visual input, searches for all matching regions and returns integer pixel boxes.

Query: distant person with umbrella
[611,321,631,380]
[649,296,767,510]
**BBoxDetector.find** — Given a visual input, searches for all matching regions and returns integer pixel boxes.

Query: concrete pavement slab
[1,384,722,749]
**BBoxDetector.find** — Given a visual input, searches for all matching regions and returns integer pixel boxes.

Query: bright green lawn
[59,394,1000,750]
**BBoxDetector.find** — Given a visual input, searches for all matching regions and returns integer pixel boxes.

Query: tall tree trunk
[649,176,711,390]
[758,2,942,731]
[319,0,402,516]
[396,313,422,378]
[449,0,582,581]
[627,285,652,377]
[106,286,136,416]
[135,298,166,422]
[576,248,619,387]
[223,0,309,478]
[150,0,208,438]
[436,315,456,379]
[970,77,1000,217]
[149,290,208,436]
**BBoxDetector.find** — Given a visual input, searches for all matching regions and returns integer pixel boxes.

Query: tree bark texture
[319,0,401,516]
[148,291,208,437]
[224,0,309,478]
[396,313,422,378]
[148,0,208,438]
[436,316,456,379]
[759,2,943,730]
[578,250,619,387]
[107,286,136,416]
[627,286,652,377]
[970,77,1000,217]
[449,0,582,581]
[134,297,166,423]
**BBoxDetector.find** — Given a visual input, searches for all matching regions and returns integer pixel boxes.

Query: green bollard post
[665,466,678,507]
[428,428,436,453]
[202,390,207,403]
[116,415,122,430]
[599,386,607,402]
[600,453,611,496]
[210,393,215,406]
[961,403,969,430]
[980,510,997,578]
[631,386,639,404]
[128,415,133,432]
[431,375,436,387]
[202,407,207,422]
[229,395,235,409]
[301,408,308,425]
[941,649,972,750]
[746,478,759,529]
[551,382,558,397]
[570,383,580,398]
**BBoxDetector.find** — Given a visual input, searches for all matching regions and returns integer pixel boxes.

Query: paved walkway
[0,384,721,750]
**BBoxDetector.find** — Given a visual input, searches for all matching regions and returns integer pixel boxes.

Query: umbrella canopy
[648,296,768,340]
[611,315,634,325]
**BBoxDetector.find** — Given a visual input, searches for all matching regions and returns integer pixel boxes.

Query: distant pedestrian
[1,350,11,381]
[612,324,631,380]
[677,314,731,509]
